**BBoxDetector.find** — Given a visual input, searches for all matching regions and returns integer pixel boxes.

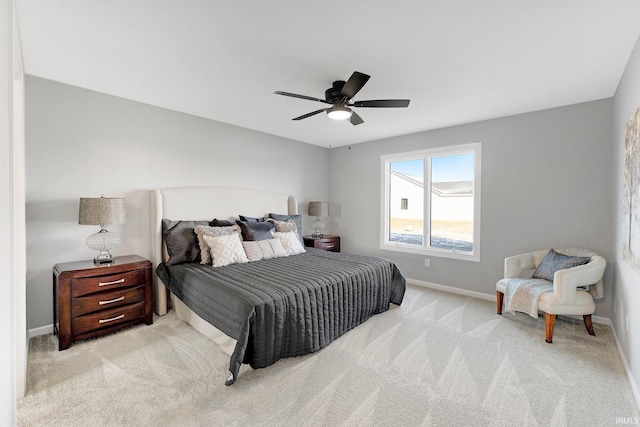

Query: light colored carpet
[18,284,639,426]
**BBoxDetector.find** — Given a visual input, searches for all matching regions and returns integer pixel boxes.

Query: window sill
[380,243,480,262]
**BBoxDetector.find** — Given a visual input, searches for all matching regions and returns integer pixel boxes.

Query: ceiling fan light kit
[275,71,410,126]
[327,105,352,120]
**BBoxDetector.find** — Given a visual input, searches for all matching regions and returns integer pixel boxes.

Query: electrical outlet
[424,258,430,267]
[626,313,629,333]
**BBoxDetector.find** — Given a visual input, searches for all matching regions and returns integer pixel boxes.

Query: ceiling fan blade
[350,99,410,108]
[292,109,327,121]
[340,72,370,100]
[274,91,331,104]
[349,111,364,126]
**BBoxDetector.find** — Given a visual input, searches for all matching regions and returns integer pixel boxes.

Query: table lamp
[308,201,329,238]
[79,196,125,264]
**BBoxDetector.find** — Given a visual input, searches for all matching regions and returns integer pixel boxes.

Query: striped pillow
[242,239,288,262]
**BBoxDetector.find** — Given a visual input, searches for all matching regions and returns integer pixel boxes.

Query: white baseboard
[407,277,639,411]
[406,278,611,325]
[592,315,611,326]
[407,278,495,302]
[610,324,640,412]
[25,280,639,412]
[29,324,53,338]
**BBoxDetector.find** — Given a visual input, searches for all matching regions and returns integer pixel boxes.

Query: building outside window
[381,143,481,261]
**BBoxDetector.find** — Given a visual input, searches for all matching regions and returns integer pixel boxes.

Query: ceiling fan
[274,71,410,126]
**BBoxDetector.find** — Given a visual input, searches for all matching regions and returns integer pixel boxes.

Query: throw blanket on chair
[504,248,603,318]
[503,277,553,318]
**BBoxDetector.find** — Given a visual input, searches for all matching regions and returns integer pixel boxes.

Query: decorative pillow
[162,219,209,265]
[194,224,241,264]
[532,249,591,282]
[239,215,269,223]
[273,231,306,256]
[272,219,298,233]
[210,218,235,227]
[202,234,249,268]
[269,213,303,244]
[242,239,288,262]
[236,220,275,241]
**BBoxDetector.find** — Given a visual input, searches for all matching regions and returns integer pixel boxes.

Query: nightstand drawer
[304,235,341,252]
[72,301,145,335]
[317,240,339,251]
[72,285,146,317]
[72,269,145,297]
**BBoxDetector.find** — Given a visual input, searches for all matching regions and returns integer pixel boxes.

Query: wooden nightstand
[53,255,153,350]
[303,235,341,252]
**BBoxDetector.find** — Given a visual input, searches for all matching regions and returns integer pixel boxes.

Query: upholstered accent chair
[496,249,606,343]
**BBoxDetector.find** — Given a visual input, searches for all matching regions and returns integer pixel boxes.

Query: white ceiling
[15,1,640,148]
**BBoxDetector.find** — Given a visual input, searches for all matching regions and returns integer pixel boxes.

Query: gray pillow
[236,220,275,241]
[269,213,303,244]
[239,215,269,223]
[162,219,208,265]
[209,218,235,227]
[532,249,590,282]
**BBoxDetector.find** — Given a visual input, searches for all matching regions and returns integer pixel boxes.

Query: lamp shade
[308,201,329,217]
[79,197,125,226]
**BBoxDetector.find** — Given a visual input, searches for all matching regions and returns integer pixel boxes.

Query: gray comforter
[156,248,406,385]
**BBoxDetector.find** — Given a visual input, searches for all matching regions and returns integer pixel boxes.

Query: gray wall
[613,33,640,402]
[329,99,615,317]
[20,31,640,411]
[23,77,621,329]
[25,76,330,330]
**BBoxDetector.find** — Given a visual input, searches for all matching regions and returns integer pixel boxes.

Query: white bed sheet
[170,293,236,356]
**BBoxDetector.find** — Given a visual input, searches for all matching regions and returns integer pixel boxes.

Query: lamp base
[312,232,324,238]
[86,228,120,264]
[311,217,325,239]
[93,251,114,264]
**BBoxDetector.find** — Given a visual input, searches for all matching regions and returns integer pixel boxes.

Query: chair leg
[496,291,504,314]
[583,314,595,336]
[496,291,504,315]
[545,313,556,343]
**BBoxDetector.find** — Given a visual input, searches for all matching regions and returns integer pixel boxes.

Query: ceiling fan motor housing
[325,81,346,103]
[274,71,409,126]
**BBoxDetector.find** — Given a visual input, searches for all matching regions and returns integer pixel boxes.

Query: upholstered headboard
[150,186,298,315]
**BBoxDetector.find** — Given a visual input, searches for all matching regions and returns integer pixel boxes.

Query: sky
[390,153,475,182]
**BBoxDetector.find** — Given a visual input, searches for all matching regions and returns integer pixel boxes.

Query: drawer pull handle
[98,278,125,287]
[99,314,124,324]
[326,245,334,248]
[99,296,125,306]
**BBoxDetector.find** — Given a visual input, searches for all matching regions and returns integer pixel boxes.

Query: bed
[150,186,406,385]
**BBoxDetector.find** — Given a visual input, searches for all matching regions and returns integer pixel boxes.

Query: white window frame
[380,143,481,262]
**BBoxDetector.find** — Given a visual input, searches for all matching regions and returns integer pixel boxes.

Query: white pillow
[272,219,298,233]
[242,238,288,262]
[195,224,240,264]
[273,231,306,256]
[202,233,249,267]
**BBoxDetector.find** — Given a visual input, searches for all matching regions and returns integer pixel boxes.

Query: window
[381,143,481,261]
